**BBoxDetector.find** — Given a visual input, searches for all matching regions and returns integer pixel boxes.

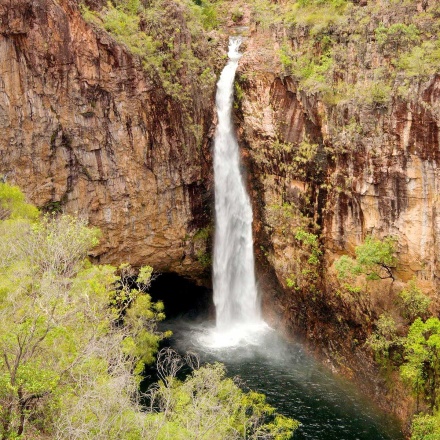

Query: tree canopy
[0,184,298,439]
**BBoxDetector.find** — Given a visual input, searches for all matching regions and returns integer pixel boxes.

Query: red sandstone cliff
[0,0,216,279]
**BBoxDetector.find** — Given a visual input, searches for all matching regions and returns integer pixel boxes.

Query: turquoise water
[163,320,404,440]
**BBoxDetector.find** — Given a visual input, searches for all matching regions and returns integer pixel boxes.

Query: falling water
[211,37,263,345]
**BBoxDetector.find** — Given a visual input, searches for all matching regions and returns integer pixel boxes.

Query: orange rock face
[0,0,214,279]
[233,11,440,421]
[239,31,440,296]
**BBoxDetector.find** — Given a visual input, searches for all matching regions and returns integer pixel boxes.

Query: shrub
[401,317,440,410]
[0,182,39,220]
[368,81,392,108]
[375,23,420,54]
[80,0,217,104]
[399,279,431,321]
[395,40,440,78]
[335,236,397,282]
[366,314,401,361]
[410,411,440,440]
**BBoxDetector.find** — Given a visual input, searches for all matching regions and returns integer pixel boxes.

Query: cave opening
[148,272,214,321]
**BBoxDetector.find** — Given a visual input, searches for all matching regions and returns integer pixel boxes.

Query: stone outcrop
[234,9,440,422]
[0,0,215,279]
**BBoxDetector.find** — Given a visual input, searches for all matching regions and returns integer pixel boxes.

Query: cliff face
[2,0,440,425]
[234,0,440,419]
[0,0,215,278]
[240,34,440,296]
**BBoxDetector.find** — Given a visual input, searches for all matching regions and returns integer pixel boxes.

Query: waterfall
[212,37,262,337]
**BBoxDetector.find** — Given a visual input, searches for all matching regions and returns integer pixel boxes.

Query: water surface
[164,320,404,440]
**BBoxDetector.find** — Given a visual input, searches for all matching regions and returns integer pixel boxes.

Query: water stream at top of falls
[210,37,265,346]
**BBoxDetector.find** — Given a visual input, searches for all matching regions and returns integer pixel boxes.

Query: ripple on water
[163,320,404,440]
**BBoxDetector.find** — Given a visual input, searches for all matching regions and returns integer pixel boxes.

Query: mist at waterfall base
[150,39,403,439]
[160,320,404,440]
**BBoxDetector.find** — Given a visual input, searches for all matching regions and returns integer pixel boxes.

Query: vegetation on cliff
[0,183,298,439]
[334,237,439,438]
[264,0,440,103]
[80,0,220,104]
[227,1,440,435]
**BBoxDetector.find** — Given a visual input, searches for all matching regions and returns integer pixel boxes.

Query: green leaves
[366,314,402,361]
[410,411,440,440]
[355,236,397,280]
[399,279,431,322]
[81,0,218,105]
[149,358,299,440]
[335,236,397,282]
[401,317,440,410]
[0,187,167,438]
[137,265,153,286]
[0,186,297,439]
[0,182,39,221]
[375,23,420,54]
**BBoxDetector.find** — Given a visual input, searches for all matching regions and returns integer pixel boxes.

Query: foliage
[295,229,321,266]
[355,236,397,280]
[375,23,420,55]
[280,43,334,94]
[147,349,300,440]
[365,314,402,362]
[80,0,217,104]
[0,182,39,220]
[335,236,397,282]
[284,0,348,35]
[190,0,219,30]
[193,226,211,241]
[196,250,211,268]
[366,81,392,108]
[255,0,440,112]
[286,276,298,290]
[334,254,358,280]
[395,39,440,79]
[0,185,296,438]
[410,411,440,440]
[401,318,440,411]
[0,185,166,439]
[295,140,319,164]
[399,279,431,322]
[234,81,245,108]
[102,4,158,58]
[231,6,244,23]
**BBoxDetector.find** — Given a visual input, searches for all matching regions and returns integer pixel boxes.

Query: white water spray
[207,37,265,347]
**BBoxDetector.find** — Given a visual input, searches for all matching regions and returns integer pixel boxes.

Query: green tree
[147,349,300,440]
[366,314,402,362]
[335,236,397,282]
[401,318,440,411]
[0,182,38,220]
[399,279,431,322]
[410,411,440,440]
[0,184,299,439]
[375,23,420,55]
[0,185,166,439]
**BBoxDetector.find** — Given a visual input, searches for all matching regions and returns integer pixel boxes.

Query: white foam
[213,37,262,332]
[198,322,271,349]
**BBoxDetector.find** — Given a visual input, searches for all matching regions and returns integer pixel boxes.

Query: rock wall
[235,7,440,421]
[0,0,215,278]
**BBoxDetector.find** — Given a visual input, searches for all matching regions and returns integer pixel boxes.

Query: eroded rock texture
[236,16,440,420]
[0,0,214,278]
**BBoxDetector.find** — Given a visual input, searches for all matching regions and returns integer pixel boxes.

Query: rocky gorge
[1,0,440,434]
